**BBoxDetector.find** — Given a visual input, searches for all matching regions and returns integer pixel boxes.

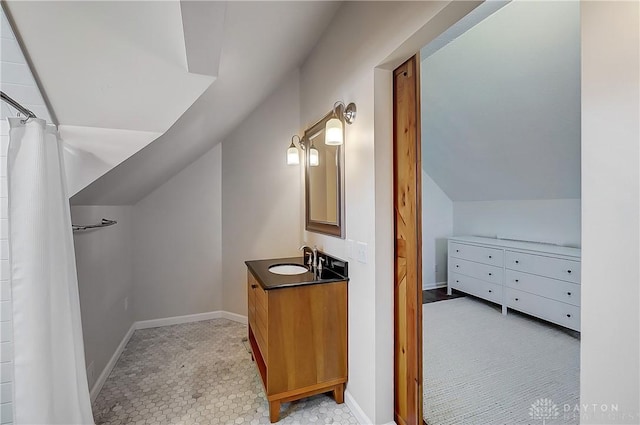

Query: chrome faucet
[299,244,317,269]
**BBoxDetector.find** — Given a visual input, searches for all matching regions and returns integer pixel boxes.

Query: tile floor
[93,319,356,425]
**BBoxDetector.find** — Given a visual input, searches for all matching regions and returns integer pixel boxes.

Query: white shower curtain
[7,117,94,424]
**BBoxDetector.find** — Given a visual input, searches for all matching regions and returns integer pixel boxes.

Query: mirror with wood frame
[303,111,345,238]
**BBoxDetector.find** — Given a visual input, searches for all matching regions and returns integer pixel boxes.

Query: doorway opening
[393,2,582,424]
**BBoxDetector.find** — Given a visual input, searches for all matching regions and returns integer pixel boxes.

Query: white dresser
[447,236,581,331]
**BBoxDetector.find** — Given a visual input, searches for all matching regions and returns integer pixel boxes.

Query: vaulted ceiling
[5,1,215,133]
[4,1,340,204]
[420,0,581,202]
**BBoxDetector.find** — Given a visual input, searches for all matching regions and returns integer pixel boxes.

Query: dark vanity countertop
[245,257,349,290]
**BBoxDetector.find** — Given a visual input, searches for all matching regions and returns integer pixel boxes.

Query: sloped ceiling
[70,1,341,206]
[181,1,226,77]
[421,0,580,202]
[5,0,215,133]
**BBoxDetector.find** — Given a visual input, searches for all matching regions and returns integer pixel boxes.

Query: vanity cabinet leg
[502,305,508,315]
[269,400,280,423]
[333,384,344,404]
[447,286,452,296]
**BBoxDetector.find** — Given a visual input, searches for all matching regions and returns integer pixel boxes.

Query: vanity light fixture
[309,141,319,167]
[325,101,357,146]
[287,135,301,165]
[287,134,319,167]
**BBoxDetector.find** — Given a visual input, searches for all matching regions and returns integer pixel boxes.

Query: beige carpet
[423,297,580,425]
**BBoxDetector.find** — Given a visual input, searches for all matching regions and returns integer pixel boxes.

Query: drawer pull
[515,260,520,264]
[567,270,572,274]
[456,280,459,283]
[515,298,519,301]
[456,265,459,268]
[515,279,519,283]
[488,290,492,293]
[567,292,572,296]
[456,249,459,252]
[251,284,257,289]
[488,255,492,259]
[488,273,492,276]
[567,314,572,318]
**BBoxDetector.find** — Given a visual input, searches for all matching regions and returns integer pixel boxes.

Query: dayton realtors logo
[529,398,560,424]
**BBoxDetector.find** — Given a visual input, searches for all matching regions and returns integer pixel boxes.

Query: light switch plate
[356,241,368,264]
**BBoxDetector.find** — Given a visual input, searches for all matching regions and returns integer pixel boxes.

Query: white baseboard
[422,281,447,290]
[90,322,135,403]
[343,390,397,425]
[90,310,248,402]
[345,389,374,425]
[136,311,224,329]
[220,310,248,324]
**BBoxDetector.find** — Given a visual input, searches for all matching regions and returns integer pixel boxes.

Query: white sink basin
[268,264,309,275]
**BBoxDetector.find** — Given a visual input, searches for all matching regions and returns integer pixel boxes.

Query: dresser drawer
[505,288,580,331]
[449,258,503,285]
[450,242,503,267]
[505,251,580,284]
[450,273,502,305]
[505,270,580,306]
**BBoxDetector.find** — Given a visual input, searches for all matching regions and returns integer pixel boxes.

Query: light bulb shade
[309,146,319,166]
[325,117,343,145]
[287,145,299,165]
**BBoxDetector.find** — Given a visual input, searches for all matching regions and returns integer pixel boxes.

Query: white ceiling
[70,1,340,205]
[421,0,581,202]
[180,1,227,77]
[5,0,215,133]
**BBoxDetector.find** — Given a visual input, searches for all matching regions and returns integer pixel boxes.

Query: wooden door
[393,56,423,425]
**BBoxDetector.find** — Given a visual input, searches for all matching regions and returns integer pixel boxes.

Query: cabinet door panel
[267,282,347,395]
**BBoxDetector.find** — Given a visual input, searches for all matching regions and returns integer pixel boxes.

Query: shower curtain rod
[1,91,37,119]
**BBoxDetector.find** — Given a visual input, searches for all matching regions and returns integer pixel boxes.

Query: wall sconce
[287,135,301,165]
[309,141,319,166]
[287,134,320,167]
[325,101,356,146]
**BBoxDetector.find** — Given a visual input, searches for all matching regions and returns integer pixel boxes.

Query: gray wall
[221,71,303,316]
[453,199,581,247]
[72,205,134,391]
[421,170,453,287]
[132,144,222,321]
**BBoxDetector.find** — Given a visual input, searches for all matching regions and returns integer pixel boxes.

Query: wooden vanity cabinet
[247,270,348,423]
